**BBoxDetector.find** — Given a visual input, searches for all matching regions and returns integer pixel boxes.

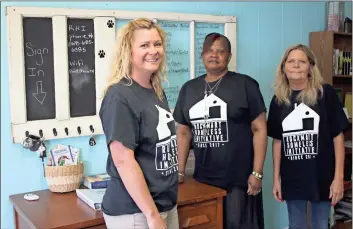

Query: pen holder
[45,162,84,193]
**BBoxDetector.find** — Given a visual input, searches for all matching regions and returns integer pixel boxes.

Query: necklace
[205,77,223,95]
[202,77,223,136]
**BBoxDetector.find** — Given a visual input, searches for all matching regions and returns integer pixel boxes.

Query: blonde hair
[273,44,324,106]
[103,18,167,100]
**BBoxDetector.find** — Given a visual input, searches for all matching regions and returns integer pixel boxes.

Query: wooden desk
[10,177,226,229]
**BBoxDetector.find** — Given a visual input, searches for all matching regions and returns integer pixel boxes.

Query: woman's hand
[178,171,185,183]
[273,177,283,202]
[178,173,184,183]
[330,178,344,206]
[147,213,167,229]
[247,174,262,196]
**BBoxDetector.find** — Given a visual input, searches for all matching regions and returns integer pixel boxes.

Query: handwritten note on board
[67,19,96,117]
[195,23,224,77]
[159,21,190,109]
[23,17,56,121]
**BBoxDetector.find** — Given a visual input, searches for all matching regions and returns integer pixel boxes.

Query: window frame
[6,6,237,143]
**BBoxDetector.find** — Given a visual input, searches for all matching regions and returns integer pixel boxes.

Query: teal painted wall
[1,2,327,229]
[344,2,352,18]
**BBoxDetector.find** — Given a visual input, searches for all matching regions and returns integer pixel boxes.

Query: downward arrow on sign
[32,81,47,104]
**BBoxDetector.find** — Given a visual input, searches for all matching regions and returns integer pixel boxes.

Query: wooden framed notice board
[6,6,237,143]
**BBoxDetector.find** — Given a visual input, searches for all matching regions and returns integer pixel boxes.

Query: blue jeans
[286,200,331,229]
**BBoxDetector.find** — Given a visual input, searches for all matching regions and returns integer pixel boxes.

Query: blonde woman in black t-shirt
[99,18,179,229]
[267,44,349,229]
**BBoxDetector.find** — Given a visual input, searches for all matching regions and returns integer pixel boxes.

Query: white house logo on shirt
[154,105,178,176]
[189,94,229,148]
[282,103,320,161]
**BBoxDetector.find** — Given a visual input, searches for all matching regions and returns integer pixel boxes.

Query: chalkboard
[23,17,56,121]
[195,23,224,77]
[159,21,190,109]
[67,18,96,117]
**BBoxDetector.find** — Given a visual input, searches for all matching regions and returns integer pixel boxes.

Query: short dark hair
[201,32,231,55]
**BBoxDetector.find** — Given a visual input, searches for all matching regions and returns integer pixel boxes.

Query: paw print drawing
[107,20,114,28]
[98,50,105,58]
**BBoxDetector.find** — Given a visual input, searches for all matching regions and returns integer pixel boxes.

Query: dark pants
[223,186,264,229]
[286,200,331,229]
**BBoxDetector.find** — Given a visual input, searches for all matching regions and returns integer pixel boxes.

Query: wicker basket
[45,162,84,193]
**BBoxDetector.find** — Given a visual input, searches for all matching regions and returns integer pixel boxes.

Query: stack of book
[76,173,110,211]
[83,173,110,189]
[333,49,352,76]
[76,188,106,211]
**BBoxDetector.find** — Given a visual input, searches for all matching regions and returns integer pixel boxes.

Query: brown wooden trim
[14,208,19,229]
[334,32,352,37]
[10,177,226,229]
[334,74,352,79]
[216,197,223,229]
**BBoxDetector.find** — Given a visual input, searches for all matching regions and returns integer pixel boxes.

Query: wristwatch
[252,171,263,180]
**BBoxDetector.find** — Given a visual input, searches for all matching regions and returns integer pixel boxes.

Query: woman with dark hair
[173,32,267,229]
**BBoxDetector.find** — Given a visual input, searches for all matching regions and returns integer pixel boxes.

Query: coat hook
[65,127,69,136]
[53,128,57,136]
[77,126,81,135]
[89,125,96,146]
[39,129,43,138]
[25,131,29,137]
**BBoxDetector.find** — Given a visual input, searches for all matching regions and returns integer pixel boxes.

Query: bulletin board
[6,6,237,143]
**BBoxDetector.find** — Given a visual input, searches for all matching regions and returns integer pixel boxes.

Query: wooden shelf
[310,31,352,141]
[334,32,352,37]
[334,75,352,79]
[310,31,352,85]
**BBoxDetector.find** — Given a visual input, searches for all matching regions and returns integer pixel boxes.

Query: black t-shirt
[267,84,349,201]
[99,79,178,216]
[173,71,266,189]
